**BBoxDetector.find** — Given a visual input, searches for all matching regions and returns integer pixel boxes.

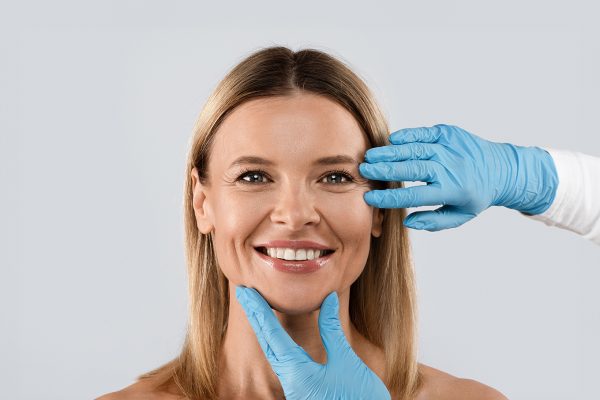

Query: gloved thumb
[404,205,477,231]
[318,291,352,363]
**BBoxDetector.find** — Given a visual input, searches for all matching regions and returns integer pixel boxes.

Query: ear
[191,167,215,235]
[371,207,384,237]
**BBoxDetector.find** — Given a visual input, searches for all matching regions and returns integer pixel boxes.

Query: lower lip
[254,248,334,274]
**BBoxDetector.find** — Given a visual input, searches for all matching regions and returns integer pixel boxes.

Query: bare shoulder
[95,380,159,400]
[414,363,509,400]
[95,378,184,400]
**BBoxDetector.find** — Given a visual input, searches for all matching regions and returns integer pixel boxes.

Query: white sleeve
[521,147,600,246]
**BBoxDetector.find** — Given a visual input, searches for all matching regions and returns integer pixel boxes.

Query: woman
[97,46,507,399]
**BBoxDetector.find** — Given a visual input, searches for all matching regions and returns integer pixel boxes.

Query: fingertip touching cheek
[194,93,384,312]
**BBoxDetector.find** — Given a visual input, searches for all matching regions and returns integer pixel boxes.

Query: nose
[270,181,321,229]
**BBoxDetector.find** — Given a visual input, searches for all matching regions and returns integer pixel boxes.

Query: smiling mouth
[254,247,335,258]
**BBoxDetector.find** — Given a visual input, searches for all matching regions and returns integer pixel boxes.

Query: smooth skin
[95,363,508,400]
[96,93,508,400]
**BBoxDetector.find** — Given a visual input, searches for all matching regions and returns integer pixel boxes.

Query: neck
[218,285,368,399]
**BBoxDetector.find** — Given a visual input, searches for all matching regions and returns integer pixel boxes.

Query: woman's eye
[236,170,355,185]
[238,170,270,184]
[320,171,354,184]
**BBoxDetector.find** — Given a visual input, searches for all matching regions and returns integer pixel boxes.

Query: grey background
[1,1,599,399]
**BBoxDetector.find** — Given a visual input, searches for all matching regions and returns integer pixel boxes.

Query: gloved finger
[317,292,353,363]
[238,286,311,363]
[236,286,276,362]
[364,184,444,208]
[365,142,444,163]
[404,206,477,231]
[359,160,442,183]
[388,125,444,145]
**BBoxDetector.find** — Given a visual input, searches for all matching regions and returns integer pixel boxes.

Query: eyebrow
[228,155,359,168]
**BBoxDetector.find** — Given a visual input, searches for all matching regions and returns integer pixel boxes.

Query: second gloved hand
[359,124,559,231]
[235,285,391,400]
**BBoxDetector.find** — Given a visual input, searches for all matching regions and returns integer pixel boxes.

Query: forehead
[211,93,369,167]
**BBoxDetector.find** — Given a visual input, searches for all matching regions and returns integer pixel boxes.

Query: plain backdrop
[1,1,599,399]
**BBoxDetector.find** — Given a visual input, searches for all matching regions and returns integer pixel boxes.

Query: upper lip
[254,240,335,250]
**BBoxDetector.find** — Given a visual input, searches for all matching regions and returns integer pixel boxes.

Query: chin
[256,285,331,315]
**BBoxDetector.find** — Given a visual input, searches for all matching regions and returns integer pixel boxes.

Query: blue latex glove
[235,285,391,400]
[359,124,559,231]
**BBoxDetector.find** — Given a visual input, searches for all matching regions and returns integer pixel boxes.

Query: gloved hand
[235,285,391,400]
[359,124,559,231]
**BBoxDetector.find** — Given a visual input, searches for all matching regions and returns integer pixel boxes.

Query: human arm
[359,124,600,246]
[520,147,600,245]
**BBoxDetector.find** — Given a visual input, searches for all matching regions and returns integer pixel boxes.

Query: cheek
[319,190,374,238]
[318,191,374,282]
[210,192,264,280]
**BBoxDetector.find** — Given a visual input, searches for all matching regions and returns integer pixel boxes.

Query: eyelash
[236,168,356,185]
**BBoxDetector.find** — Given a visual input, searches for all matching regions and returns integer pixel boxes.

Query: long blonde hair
[138,46,421,400]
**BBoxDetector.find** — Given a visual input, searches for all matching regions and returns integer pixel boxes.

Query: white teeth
[262,247,330,261]
[295,249,307,260]
[284,249,295,260]
[276,248,285,259]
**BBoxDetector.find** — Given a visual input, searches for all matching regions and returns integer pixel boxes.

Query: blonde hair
[138,46,422,399]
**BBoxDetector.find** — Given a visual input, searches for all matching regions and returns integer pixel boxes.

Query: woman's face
[191,92,384,314]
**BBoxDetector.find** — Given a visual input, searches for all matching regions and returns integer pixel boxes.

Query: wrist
[495,144,559,214]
